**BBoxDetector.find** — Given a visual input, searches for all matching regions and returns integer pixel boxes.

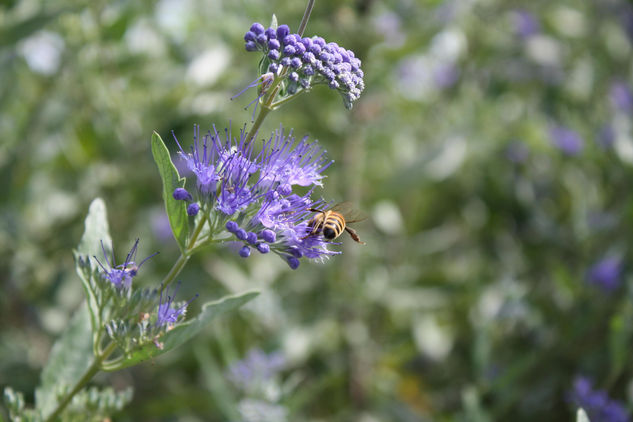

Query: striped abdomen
[322,211,346,240]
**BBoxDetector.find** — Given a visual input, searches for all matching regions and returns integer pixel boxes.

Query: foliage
[2,0,633,420]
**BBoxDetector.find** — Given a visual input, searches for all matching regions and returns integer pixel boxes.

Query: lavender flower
[93,239,157,289]
[596,125,615,149]
[513,10,540,40]
[156,282,198,329]
[227,348,286,391]
[610,81,633,113]
[550,125,583,156]
[587,256,622,292]
[433,62,460,88]
[568,377,629,422]
[173,124,338,268]
[241,22,365,109]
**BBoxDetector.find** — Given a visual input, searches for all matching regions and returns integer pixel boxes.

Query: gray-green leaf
[75,198,111,334]
[108,291,259,370]
[151,131,188,252]
[35,304,94,419]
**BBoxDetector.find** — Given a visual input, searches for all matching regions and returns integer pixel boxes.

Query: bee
[304,202,366,244]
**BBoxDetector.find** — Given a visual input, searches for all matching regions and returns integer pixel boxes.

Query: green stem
[44,342,118,422]
[245,0,316,142]
[161,213,209,289]
[297,0,315,37]
[270,89,308,108]
[245,105,272,143]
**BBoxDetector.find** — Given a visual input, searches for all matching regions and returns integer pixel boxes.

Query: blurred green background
[3,0,633,420]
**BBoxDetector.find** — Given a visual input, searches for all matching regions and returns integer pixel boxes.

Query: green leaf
[35,304,94,419]
[608,302,633,382]
[576,408,590,422]
[75,198,112,334]
[151,131,188,252]
[109,291,259,370]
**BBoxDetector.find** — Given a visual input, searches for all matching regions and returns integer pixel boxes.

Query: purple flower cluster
[243,22,365,109]
[156,282,198,329]
[587,256,622,292]
[93,239,157,289]
[610,81,633,113]
[569,377,629,422]
[513,10,540,40]
[550,125,584,156]
[227,348,285,391]
[173,125,338,269]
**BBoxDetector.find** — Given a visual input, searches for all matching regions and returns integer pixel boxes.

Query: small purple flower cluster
[173,125,338,269]
[227,348,285,391]
[93,239,157,289]
[550,125,584,156]
[587,256,622,292]
[569,377,629,422]
[93,240,196,334]
[243,22,365,109]
[156,282,198,329]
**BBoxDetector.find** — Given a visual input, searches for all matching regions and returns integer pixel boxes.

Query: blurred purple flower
[513,10,540,40]
[569,377,629,422]
[372,11,405,47]
[151,212,172,242]
[610,81,633,113]
[596,125,615,149]
[550,126,583,156]
[587,256,622,292]
[505,140,529,163]
[435,0,458,24]
[227,348,286,391]
[433,62,460,88]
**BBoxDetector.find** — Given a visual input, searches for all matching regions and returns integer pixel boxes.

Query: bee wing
[331,202,367,223]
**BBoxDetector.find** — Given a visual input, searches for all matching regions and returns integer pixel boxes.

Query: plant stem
[245,0,316,142]
[271,89,307,108]
[44,342,118,422]
[245,105,272,143]
[161,213,209,289]
[297,0,315,37]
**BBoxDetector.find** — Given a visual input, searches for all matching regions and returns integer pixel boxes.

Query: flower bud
[187,203,200,216]
[287,256,300,269]
[250,23,265,34]
[246,232,258,245]
[226,221,239,233]
[261,229,276,243]
[235,228,248,240]
[239,246,251,258]
[276,24,290,39]
[173,187,192,201]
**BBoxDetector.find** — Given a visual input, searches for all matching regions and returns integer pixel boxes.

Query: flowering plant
[3,2,365,421]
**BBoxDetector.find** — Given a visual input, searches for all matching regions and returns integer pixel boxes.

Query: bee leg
[345,227,365,245]
[301,219,322,240]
